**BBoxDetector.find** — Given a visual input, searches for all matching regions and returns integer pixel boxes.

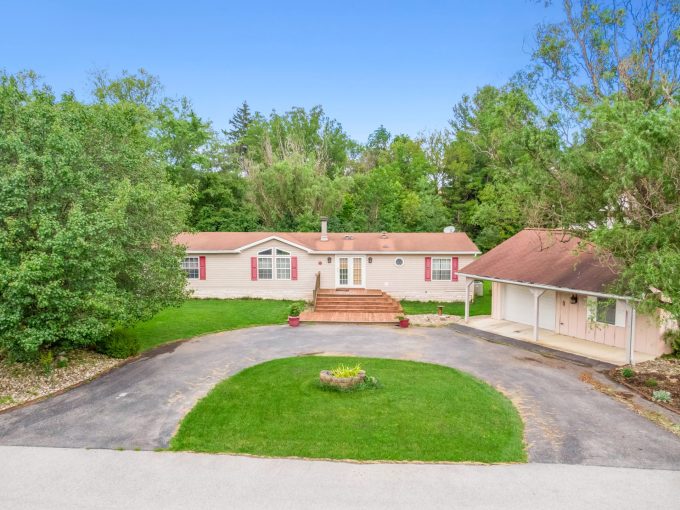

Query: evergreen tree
[226,100,253,155]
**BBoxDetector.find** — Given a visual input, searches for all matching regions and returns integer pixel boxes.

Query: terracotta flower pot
[288,316,300,327]
[398,318,410,328]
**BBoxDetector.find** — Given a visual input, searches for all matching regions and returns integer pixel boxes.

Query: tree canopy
[2,0,679,355]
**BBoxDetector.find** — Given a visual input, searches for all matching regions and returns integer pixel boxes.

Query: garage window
[431,258,451,280]
[595,298,616,325]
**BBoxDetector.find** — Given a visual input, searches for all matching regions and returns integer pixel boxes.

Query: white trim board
[458,272,632,301]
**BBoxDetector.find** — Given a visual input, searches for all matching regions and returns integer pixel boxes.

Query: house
[175,218,480,307]
[458,229,672,363]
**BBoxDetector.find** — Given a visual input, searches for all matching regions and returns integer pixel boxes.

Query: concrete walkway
[1,446,678,510]
[0,324,679,469]
[465,316,655,365]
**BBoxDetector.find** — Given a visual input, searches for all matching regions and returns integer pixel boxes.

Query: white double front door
[335,256,366,288]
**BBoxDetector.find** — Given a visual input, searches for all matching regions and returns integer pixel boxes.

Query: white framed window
[257,247,291,280]
[431,257,451,281]
[276,257,291,280]
[595,298,616,325]
[181,256,199,279]
[257,258,273,279]
[394,257,405,267]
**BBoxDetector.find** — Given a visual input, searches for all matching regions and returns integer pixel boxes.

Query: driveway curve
[0,324,678,469]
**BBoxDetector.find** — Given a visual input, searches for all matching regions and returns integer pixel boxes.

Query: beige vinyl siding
[187,240,326,300]
[555,291,668,356]
[489,285,668,357]
[491,282,503,320]
[187,240,475,302]
[363,254,475,301]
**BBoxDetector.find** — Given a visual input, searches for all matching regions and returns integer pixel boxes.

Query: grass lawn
[170,356,526,463]
[123,299,296,352]
[401,280,492,316]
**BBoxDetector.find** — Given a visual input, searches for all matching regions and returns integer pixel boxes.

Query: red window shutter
[251,257,258,281]
[199,256,206,280]
[425,257,432,281]
[291,256,298,280]
[451,256,459,282]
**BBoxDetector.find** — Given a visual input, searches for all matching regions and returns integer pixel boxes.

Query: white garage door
[503,284,556,330]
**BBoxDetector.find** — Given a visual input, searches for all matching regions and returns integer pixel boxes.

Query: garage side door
[503,284,556,330]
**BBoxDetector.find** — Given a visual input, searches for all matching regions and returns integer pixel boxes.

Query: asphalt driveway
[0,324,678,469]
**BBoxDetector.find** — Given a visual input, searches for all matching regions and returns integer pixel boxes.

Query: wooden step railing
[312,271,321,310]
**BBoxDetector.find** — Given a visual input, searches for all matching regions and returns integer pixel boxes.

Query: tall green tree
[445,85,560,250]
[92,69,214,185]
[0,73,191,358]
[225,100,253,155]
[531,0,680,126]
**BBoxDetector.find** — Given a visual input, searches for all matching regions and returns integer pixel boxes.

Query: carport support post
[530,289,545,341]
[625,304,637,365]
[464,279,475,323]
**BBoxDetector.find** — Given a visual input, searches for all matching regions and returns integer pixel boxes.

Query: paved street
[1,446,678,510]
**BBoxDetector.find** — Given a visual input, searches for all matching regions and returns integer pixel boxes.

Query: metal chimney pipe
[320,217,328,241]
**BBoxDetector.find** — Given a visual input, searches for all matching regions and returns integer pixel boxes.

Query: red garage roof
[459,229,620,294]
[175,231,480,254]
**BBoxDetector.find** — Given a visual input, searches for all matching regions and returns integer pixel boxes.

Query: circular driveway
[0,324,678,469]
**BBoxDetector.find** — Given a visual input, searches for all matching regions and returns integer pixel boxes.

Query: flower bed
[609,357,680,413]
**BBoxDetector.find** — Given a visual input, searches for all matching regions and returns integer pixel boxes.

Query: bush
[664,330,680,355]
[289,303,303,317]
[96,330,140,359]
[620,368,635,378]
[644,378,659,388]
[652,390,672,403]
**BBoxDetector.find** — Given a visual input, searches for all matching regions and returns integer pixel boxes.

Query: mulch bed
[609,357,680,413]
[0,350,121,412]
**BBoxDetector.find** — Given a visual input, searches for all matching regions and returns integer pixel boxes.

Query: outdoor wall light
[327,256,332,263]
[368,257,373,263]
[570,294,578,304]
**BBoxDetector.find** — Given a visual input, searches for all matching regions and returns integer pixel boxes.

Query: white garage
[502,283,556,330]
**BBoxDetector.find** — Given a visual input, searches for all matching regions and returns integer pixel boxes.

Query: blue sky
[1,1,562,141]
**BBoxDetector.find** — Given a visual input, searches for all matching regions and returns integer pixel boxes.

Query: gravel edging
[0,351,127,414]
[407,314,462,327]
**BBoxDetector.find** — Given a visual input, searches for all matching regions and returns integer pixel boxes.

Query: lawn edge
[161,448,527,465]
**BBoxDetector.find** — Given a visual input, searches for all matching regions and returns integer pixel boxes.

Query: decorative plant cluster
[319,363,380,393]
[289,303,303,317]
[652,390,672,403]
[330,363,363,378]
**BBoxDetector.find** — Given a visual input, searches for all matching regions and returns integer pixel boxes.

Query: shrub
[644,378,659,388]
[39,351,53,375]
[96,330,140,359]
[620,368,635,378]
[663,330,680,355]
[330,363,363,378]
[0,75,190,359]
[652,390,672,403]
[289,303,302,317]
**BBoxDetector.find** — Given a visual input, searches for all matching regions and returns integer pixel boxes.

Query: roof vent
[443,226,456,233]
[380,231,388,239]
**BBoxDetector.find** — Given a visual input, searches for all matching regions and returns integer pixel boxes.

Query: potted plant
[288,303,302,327]
[396,315,410,328]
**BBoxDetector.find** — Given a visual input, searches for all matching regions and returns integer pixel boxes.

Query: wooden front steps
[300,288,403,323]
